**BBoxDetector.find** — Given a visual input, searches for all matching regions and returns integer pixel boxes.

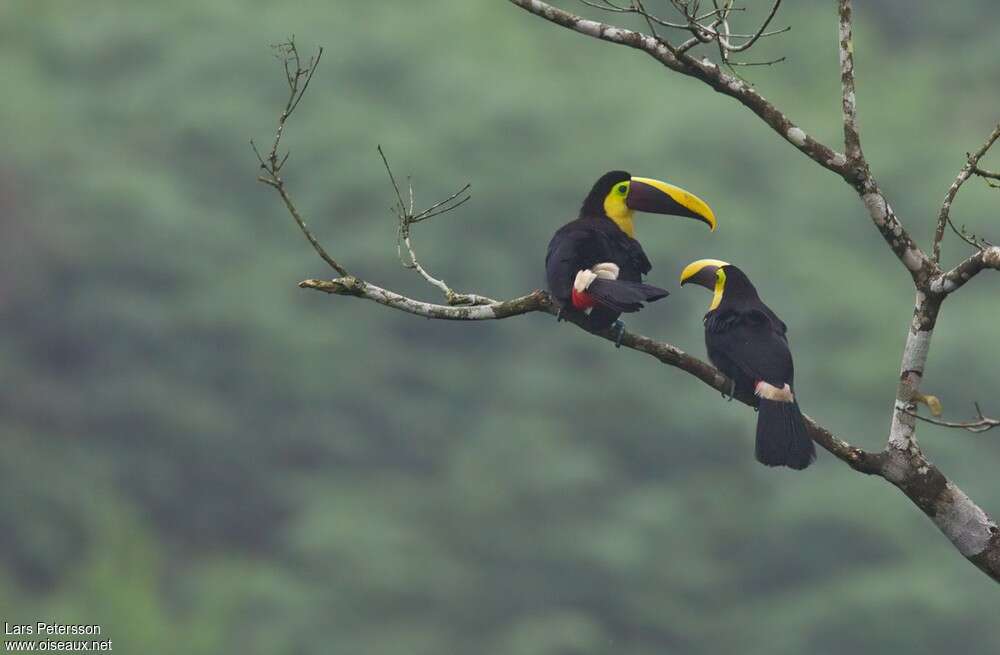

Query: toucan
[680,259,816,470]
[545,171,716,343]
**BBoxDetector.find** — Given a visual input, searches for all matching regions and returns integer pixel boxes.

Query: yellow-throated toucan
[680,260,816,470]
[546,171,716,344]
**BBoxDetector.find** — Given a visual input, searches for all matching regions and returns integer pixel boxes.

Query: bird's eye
[617,185,628,195]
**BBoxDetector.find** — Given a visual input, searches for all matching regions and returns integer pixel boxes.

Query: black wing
[706,308,794,387]
[545,220,653,305]
[545,222,615,306]
[585,278,669,313]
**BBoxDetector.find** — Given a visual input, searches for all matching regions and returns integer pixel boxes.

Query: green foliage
[2,1,1000,653]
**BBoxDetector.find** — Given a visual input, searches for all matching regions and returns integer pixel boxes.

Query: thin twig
[727,56,786,67]
[933,123,1000,261]
[722,0,782,52]
[376,146,485,305]
[947,220,994,250]
[633,0,662,42]
[907,403,1000,434]
[412,185,472,223]
[973,166,1000,189]
[680,0,786,45]
[377,144,408,218]
[252,38,348,276]
[579,0,631,13]
[582,0,788,55]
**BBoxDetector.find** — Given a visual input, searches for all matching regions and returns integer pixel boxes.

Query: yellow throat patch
[710,267,726,310]
[603,181,635,238]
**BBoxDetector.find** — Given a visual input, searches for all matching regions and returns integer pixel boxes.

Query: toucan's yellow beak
[680,258,730,287]
[626,177,717,231]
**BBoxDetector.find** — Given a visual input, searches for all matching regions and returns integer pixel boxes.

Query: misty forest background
[3,1,1000,653]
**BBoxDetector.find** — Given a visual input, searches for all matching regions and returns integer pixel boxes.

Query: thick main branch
[299,276,878,473]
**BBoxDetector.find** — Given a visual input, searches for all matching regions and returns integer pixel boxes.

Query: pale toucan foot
[721,377,736,402]
[611,320,626,348]
[556,308,565,323]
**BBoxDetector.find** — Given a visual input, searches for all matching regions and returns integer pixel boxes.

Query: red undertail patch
[571,288,596,310]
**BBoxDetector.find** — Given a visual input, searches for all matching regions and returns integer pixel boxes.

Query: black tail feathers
[586,278,669,313]
[755,399,816,470]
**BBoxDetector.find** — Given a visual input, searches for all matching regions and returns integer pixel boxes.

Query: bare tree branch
[251,39,347,276]
[972,166,1000,188]
[909,403,1000,434]
[725,55,786,68]
[300,278,539,320]
[577,0,786,39]
[375,146,494,306]
[511,1,844,168]
[659,0,789,69]
[632,0,788,45]
[579,0,631,14]
[931,245,1000,294]
[297,277,879,473]
[830,0,943,477]
[933,123,1000,261]
[947,218,995,252]
[722,0,783,52]
[837,0,862,164]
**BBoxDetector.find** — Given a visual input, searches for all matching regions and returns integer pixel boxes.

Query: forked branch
[933,123,1000,260]
[972,166,1000,188]
[375,146,493,306]
[251,39,347,276]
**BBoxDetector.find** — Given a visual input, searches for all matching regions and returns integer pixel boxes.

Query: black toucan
[680,260,816,470]
[546,171,716,343]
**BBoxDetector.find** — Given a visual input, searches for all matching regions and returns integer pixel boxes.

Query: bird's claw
[556,308,565,323]
[721,378,736,401]
[611,320,626,348]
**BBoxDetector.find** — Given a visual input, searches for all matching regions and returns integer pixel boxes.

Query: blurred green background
[2,1,999,653]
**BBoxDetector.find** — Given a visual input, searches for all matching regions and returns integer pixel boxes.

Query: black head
[580,170,631,217]
[680,260,759,310]
[577,170,717,239]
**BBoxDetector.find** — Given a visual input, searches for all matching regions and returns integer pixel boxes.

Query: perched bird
[546,171,716,344]
[680,260,816,470]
